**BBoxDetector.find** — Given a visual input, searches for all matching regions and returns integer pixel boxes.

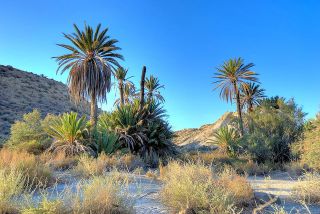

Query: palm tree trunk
[139,66,146,111]
[248,101,253,113]
[90,92,97,128]
[119,82,124,106]
[234,83,244,136]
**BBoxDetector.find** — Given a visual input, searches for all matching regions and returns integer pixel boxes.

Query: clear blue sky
[0,0,319,130]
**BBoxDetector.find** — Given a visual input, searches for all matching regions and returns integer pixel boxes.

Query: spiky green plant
[54,23,123,127]
[213,58,258,135]
[209,126,240,156]
[45,112,94,156]
[240,83,265,113]
[145,75,165,103]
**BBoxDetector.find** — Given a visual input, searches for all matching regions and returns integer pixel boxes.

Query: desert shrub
[40,152,78,170]
[21,174,133,214]
[160,161,253,213]
[292,172,320,204]
[244,97,305,163]
[295,115,320,171]
[74,153,145,177]
[6,109,52,154]
[0,149,52,188]
[45,112,95,156]
[0,169,25,213]
[67,175,134,213]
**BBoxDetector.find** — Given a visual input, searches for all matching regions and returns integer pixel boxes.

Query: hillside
[0,65,90,142]
[173,112,236,151]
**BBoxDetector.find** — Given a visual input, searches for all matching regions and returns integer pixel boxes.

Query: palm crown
[213,57,258,135]
[145,75,165,103]
[240,83,265,112]
[54,23,123,126]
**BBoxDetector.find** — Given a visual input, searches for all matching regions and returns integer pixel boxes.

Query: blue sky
[0,0,319,130]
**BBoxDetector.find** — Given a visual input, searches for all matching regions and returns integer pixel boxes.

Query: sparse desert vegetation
[0,14,320,214]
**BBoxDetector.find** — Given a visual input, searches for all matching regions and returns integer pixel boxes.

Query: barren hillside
[0,65,90,142]
[173,112,237,151]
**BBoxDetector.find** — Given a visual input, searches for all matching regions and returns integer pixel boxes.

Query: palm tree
[114,83,136,106]
[145,75,165,103]
[240,83,265,113]
[114,67,133,106]
[54,23,123,128]
[213,57,258,135]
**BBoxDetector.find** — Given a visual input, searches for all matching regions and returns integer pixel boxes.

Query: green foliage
[296,115,320,171]
[209,126,241,156]
[98,100,176,165]
[45,112,94,156]
[145,75,165,103]
[244,97,305,163]
[6,109,52,154]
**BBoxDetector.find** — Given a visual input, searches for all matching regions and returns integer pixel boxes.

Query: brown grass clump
[21,173,133,214]
[292,172,320,204]
[0,149,52,188]
[160,161,253,213]
[40,152,78,170]
[73,153,145,178]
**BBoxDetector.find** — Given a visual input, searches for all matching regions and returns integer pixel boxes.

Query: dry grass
[40,152,78,170]
[145,169,158,180]
[22,174,133,214]
[292,172,320,204]
[159,161,253,213]
[0,169,25,214]
[74,153,145,178]
[0,149,52,188]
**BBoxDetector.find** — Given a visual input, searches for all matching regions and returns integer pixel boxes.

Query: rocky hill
[0,65,90,142]
[173,112,237,152]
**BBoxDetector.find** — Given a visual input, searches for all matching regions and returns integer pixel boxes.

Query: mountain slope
[173,112,237,151]
[0,65,90,141]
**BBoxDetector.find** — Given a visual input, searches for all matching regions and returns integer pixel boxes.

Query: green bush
[296,115,320,170]
[45,112,95,156]
[98,100,176,165]
[6,109,52,154]
[244,97,305,163]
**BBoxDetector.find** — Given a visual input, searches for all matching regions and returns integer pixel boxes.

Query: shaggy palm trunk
[248,101,253,113]
[90,92,97,128]
[234,83,244,136]
[119,81,124,106]
[139,66,146,111]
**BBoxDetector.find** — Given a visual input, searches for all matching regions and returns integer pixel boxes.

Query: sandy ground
[248,172,320,214]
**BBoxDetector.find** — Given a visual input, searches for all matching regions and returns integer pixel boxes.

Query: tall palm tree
[213,57,258,135]
[145,75,165,103]
[240,83,265,113]
[114,67,133,106]
[54,23,123,127]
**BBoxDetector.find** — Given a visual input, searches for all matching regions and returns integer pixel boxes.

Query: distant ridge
[0,65,90,142]
[173,112,237,152]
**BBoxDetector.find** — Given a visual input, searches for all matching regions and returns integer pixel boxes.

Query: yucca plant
[45,112,94,156]
[209,126,240,156]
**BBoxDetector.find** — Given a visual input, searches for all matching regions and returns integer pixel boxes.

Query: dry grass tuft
[292,172,320,204]
[0,149,52,188]
[73,153,145,178]
[160,161,253,213]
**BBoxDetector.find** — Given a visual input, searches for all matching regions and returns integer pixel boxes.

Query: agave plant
[45,112,94,156]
